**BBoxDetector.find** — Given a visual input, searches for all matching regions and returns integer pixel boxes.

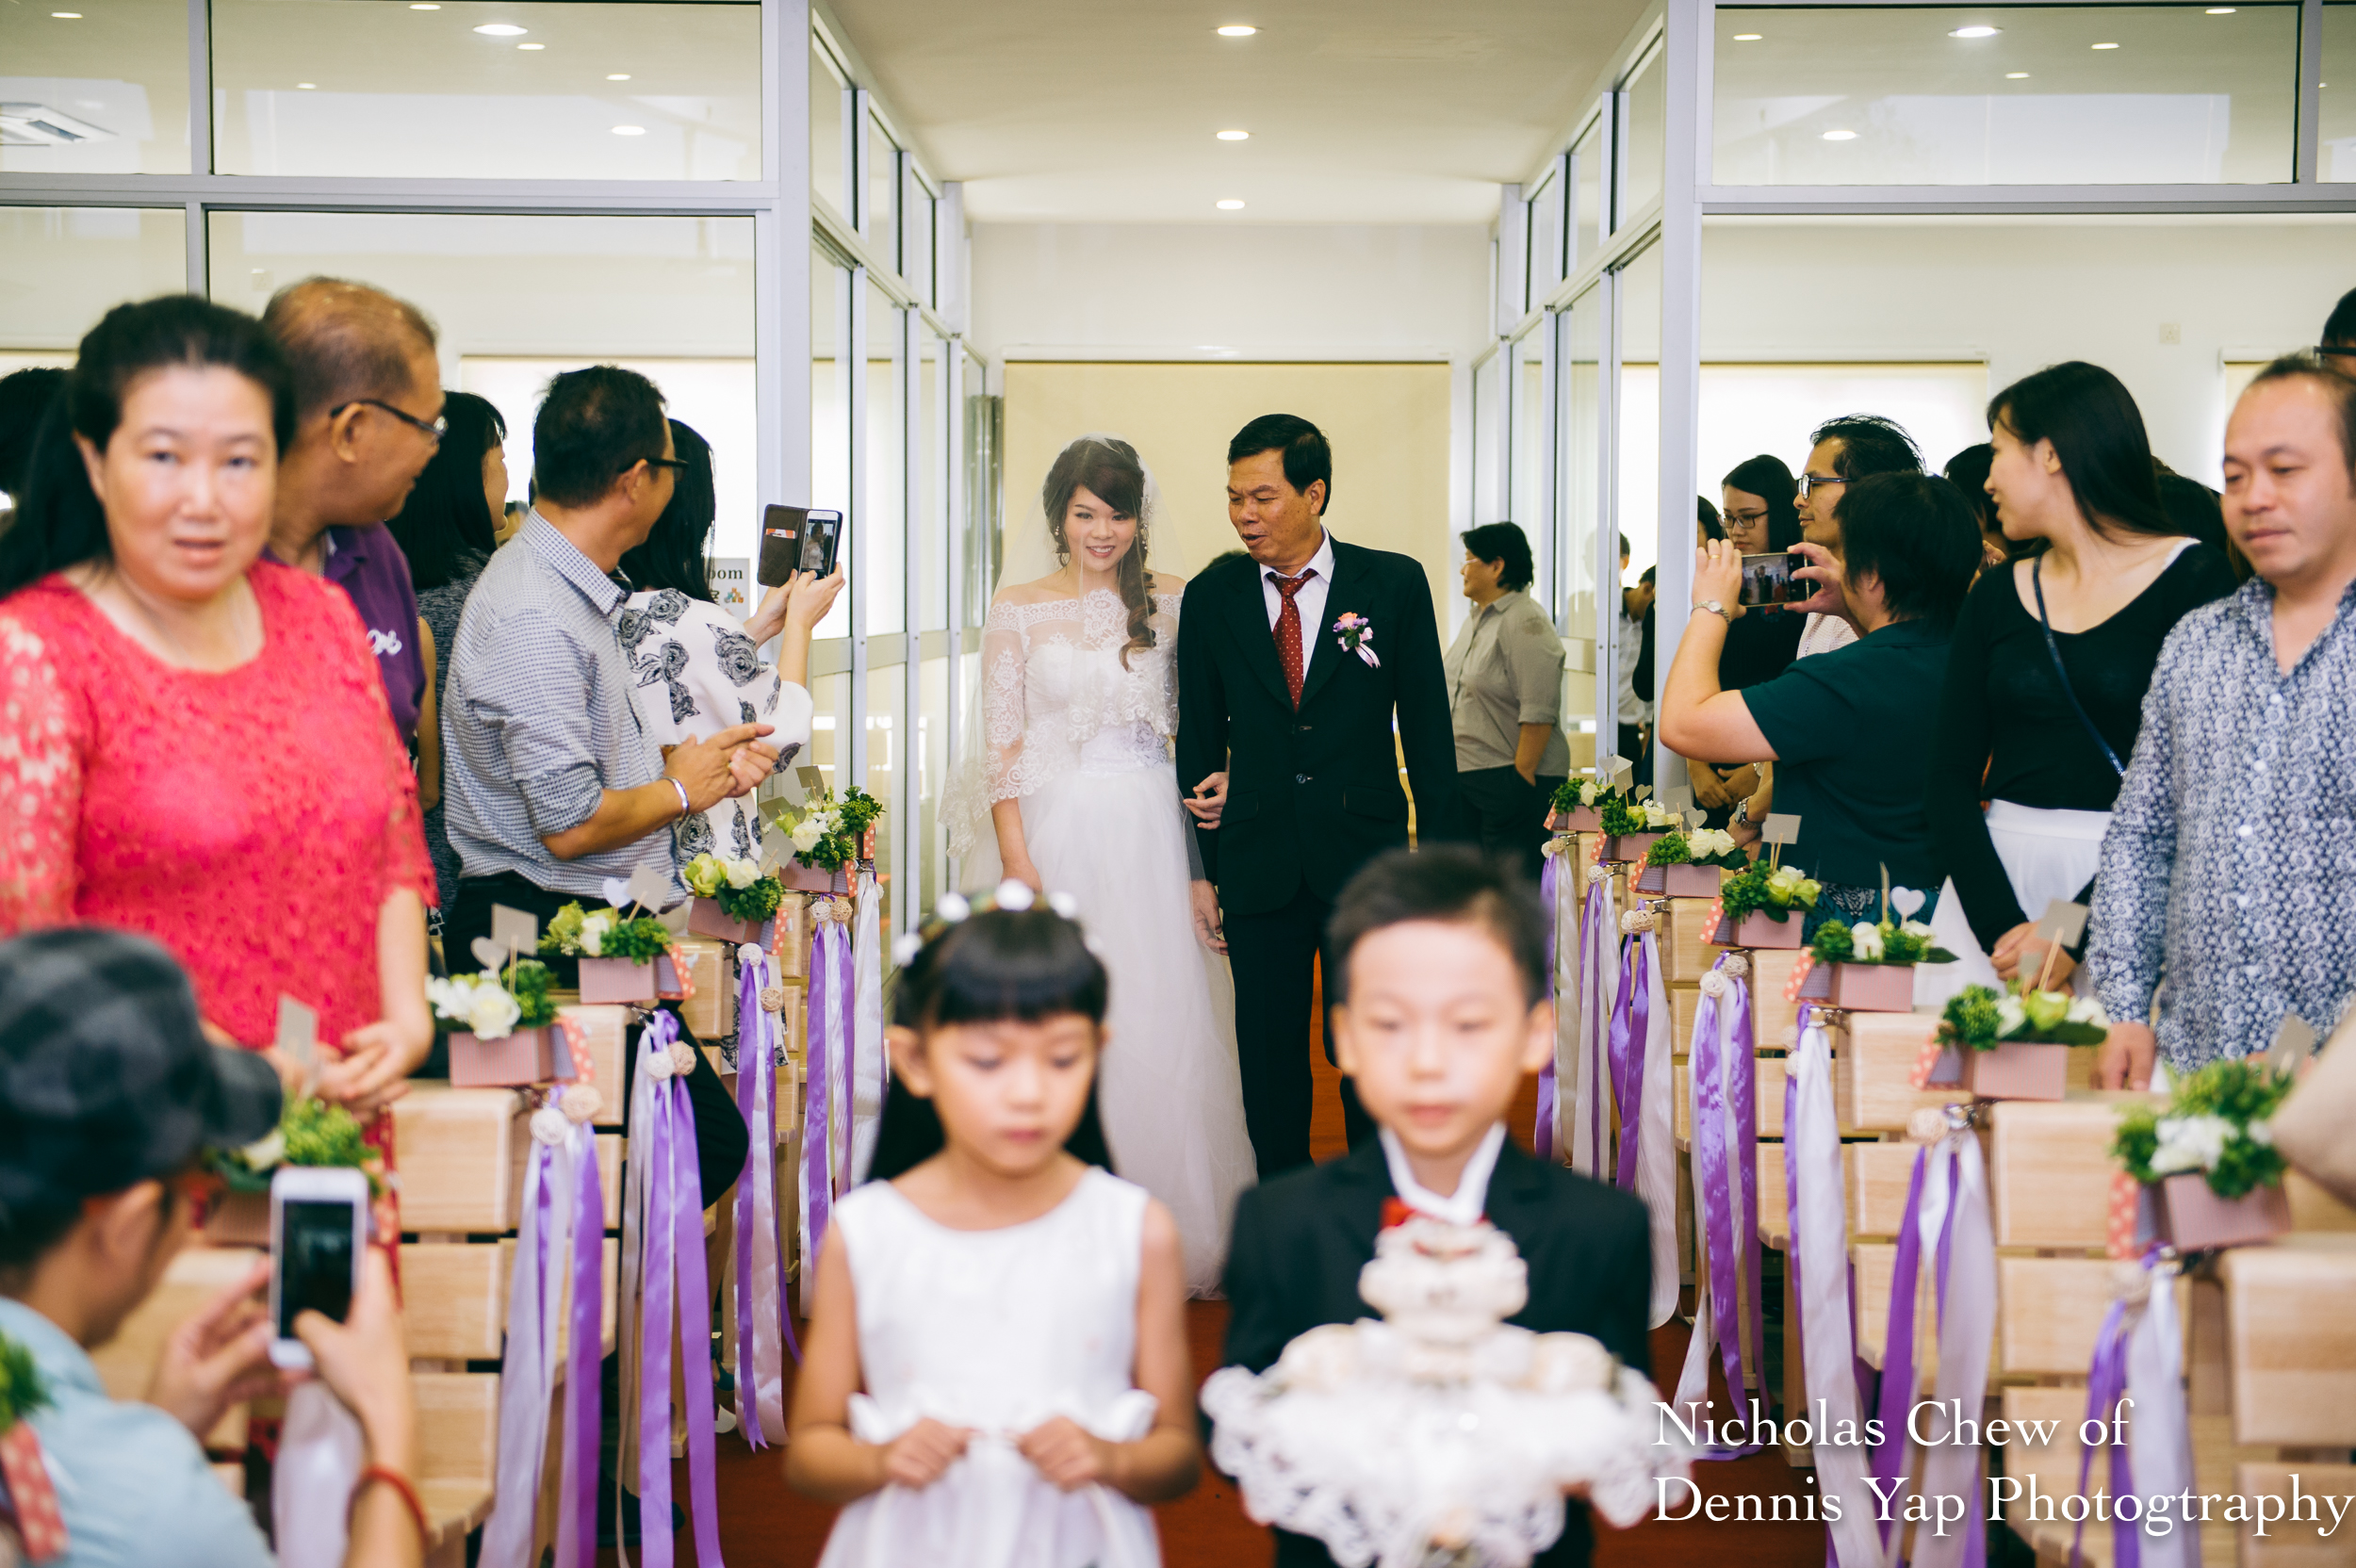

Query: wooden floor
[597,972,1827,1566]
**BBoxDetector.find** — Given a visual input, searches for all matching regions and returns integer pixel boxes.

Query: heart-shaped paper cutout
[470,936,506,971]
[1890,886,1926,921]
[600,876,631,910]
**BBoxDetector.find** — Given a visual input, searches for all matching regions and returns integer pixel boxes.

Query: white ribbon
[1791,1014,1883,1568]
[1637,929,1678,1329]
[2127,1261,2199,1568]
[1675,975,1753,1413]
[850,875,886,1184]
[1910,1131,1996,1568]
[480,1118,581,1568]
[1551,849,1577,1159]
[273,1380,364,1568]
[1570,874,1617,1179]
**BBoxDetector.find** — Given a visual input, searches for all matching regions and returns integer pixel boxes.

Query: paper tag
[2034,898,2090,948]
[275,995,318,1093]
[658,901,694,937]
[1656,782,1693,817]
[795,765,826,795]
[1688,808,1709,832]
[1634,784,1653,803]
[620,864,672,914]
[761,820,794,870]
[2266,1013,2317,1073]
[490,904,539,956]
[1760,813,1801,846]
[468,936,506,972]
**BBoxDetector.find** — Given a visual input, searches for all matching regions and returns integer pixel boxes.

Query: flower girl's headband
[891,878,1082,969]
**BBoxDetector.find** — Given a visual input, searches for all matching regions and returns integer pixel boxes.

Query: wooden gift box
[1709,907,1805,949]
[779,861,852,894]
[448,1025,564,1088]
[2154,1172,2290,1251]
[1659,898,1729,984]
[1959,1040,2073,1102]
[1988,1097,2137,1250]
[1671,1054,1787,1146]
[552,1003,629,1125]
[688,897,771,947]
[1547,807,1602,832]
[2218,1236,2356,1447]
[578,956,659,1004]
[773,898,811,979]
[1601,831,1664,864]
[1832,1010,1961,1135]
[390,1085,529,1233]
[1634,861,1726,899]
[1750,948,1808,1046]
[1796,959,1916,1012]
[673,938,737,1040]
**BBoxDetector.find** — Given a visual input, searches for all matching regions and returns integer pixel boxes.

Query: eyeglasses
[2316,345,2356,362]
[1797,473,1849,498]
[1724,509,1771,529]
[333,398,447,443]
[635,456,690,476]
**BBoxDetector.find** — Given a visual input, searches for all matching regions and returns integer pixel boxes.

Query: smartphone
[1738,551,1806,608]
[797,510,844,580]
[269,1166,368,1370]
[758,506,846,587]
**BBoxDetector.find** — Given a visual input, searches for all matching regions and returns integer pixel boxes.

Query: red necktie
[1270,569,1316,709]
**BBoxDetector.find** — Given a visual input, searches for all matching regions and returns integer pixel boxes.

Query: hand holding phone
[270,1165,369,1371]
[760,505,846,587]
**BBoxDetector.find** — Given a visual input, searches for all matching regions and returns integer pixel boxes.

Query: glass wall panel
[207,211,758,548]
[919,328,949,631]
[811,41,848,214]
[864,279,906,634]
[864,661,900,933]
[902,173,936,306]
[866,111,899,273]
[2327,4,2356,181]
[0,206,188,358]
[1620,46,1665,224]
[807,668,851,798]
[1527,166,1564,310]
[0,0,188,173]
[812,245,851,639]
[212,0,761,180]
[1712,6,2299,185]
[1558,284,1604,757]
[963,373,998,627]
[1472,349,1505,530]
[1615,242,1662,578]
[1570,117,1606,270]
[1509,328,1549,612]
[917,655,948,923]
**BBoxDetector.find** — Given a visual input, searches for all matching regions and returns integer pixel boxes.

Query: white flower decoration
[790,819,825,853]
[2248,1119,2275,1147]
[466,982,522,1040]
[2066,996,2110,1027]
[1899,920,1936,940]
[1849,922,1885,962]
[644,1048,677,1081]
[1688,827,1738,860]
[1578,780,1599,807]
[737,941,765,966]
[995,879,1036,911]
[724,857,761,890]
[669,1040,697,1076]
[1996,995,2028,1037]
[2151,1113,2232,1174]
[935,891,972,923]
[1699,970,1729,999]
[531,1107,570,1146]
[1585,864,1609,886]
[578,912,611,957]
[425,974,473,1024]
[1046,890,1079,920]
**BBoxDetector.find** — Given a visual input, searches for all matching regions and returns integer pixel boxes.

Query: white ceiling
[826,0,1655,224]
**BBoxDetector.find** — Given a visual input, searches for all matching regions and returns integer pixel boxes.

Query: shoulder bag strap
[2030,557,2126,779]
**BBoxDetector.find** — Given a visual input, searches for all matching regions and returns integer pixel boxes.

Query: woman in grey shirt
[1444,522,1570,882]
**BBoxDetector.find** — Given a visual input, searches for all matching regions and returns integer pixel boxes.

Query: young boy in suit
[1219,844,1654,1568]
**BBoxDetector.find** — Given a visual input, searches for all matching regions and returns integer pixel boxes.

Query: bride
[944,433,1256,1295]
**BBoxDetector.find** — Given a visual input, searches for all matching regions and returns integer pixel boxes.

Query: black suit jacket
[1219,1137,1653,1568]
[1175,540,1466,916]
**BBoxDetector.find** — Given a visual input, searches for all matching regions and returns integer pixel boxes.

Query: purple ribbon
[1582,876,1610,1168]
[1692,956,1760,1448]
[1610,931,1651,1191]
[560,1110,602,1568]
[1873,1148,1932,1548]
[732,948,798,1454]
[630,1012,724,1568]
[2073,1266,2145,1568]
[1536,853,1560,1162]
[803,919,841,1264]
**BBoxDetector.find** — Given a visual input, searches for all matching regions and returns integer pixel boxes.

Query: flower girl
[785,889,1200,1567]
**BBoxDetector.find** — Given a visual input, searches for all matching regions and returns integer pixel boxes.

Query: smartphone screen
[276,1199,359,1337]
[799,510,843,579]
[1738,551,1803,608]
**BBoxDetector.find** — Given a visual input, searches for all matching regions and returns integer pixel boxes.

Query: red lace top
[0,564,434,1047]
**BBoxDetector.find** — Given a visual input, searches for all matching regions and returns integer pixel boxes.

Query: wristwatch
[1731,797,1753,827]
[1697,599,1734,624]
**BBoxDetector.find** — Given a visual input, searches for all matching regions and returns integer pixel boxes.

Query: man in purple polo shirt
[262,276,444,745]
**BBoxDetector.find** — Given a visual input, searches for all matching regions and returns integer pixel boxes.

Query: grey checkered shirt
[442,512,684,904]
[2088,575,2356,1071]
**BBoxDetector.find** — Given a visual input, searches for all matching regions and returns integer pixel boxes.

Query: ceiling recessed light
[1821,129,1857,140]
[612,124,646,136]
[516,41,542,48]
[297,81,316,89]
[606,73,630,80]
[50,11,81,17]
[2092,41,2119,48]
[1217,129,1250,140]
[1948,24,2001,38]
[2206,7,2235,12]
[472,23,526,36]
[1217,198,1246,209]
[2005,71,2030,77]
[1216,24,1256,37]
[408,4,438,9]
[1731,32,1762,41]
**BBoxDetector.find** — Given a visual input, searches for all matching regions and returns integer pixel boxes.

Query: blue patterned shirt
[2088,575,2356,1070]
[441,513,682,904]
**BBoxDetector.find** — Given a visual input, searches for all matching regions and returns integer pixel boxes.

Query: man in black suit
[1219,847,1653,1568]
[1178,413,1466,1176]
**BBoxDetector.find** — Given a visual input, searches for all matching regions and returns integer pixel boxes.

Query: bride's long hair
[1042,435,1155,669]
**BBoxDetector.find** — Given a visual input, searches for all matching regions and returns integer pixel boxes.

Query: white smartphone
[269,1166,369,1371]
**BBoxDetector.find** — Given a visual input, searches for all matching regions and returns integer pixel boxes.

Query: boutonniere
[1332,611,1381,668]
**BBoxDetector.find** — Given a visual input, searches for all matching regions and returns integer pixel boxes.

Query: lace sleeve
[942,602,1031,860]
[0,608,87,931]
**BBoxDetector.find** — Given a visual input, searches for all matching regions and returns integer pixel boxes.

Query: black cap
[0,928,283,1214]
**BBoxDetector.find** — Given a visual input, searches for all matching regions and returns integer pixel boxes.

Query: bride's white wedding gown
[951,586,1256,1295]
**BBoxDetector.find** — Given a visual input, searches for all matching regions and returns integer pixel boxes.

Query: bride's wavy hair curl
[1042,435,1155,669]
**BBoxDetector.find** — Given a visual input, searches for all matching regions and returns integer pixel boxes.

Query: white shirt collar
[1378,1122,1508,1228]
[1269,529,1335,586]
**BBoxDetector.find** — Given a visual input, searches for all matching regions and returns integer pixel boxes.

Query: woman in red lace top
[0,296,434,1121]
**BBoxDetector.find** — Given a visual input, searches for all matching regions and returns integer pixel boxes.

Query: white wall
[969,221,1492,361]
[1697,215,2356,488]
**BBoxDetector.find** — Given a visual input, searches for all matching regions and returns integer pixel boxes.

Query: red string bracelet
[348,1464,431,1551]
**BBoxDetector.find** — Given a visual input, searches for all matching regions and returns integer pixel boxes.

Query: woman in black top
[1924,363,2236,996]
[1689,456,1808,826]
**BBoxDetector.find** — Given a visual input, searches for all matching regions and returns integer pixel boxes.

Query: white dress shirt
[1378,1121,1508,1226]
[1796,611,1858,659]
[1258,529,1337,645]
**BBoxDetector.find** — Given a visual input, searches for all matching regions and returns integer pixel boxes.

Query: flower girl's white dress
[815,1168,1164,1568]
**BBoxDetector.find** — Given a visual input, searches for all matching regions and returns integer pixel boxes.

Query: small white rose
[466,982,522,1040]
[425,975,471,1023]
[579,912,611,957]
[1699,970,1729,999]
[1996,996,2028,1037]
[239,1129,286,1170]
[995,879,1036,911]
[531,1107,570,1146]
[724,858,760,890]
[1578,781,1599,807]
[560,1085,603,1124]
[790,819,825,853]
[1900,920,1936,939]
[669,1040,697,1076]
[1849,923,1885,962]
[644,1049,677,1081]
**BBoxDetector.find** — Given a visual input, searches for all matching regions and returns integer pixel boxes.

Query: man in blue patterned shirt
[2090,357,2356,1087]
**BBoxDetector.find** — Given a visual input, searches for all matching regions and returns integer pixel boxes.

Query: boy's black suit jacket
[1175,540,1467,916]
[1219,1137,1654,1568]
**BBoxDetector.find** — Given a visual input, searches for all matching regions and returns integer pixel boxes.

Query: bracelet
[349,1464,430,1550]
[667,776,692,819]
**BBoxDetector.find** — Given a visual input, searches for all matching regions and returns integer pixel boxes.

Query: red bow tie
[1382,1197,1487,1230]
